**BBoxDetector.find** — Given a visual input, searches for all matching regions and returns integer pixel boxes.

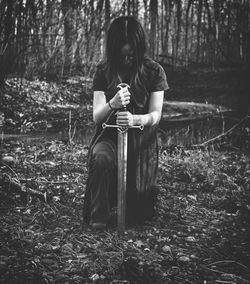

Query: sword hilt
[117,83,130,112]
[102,83,144,132]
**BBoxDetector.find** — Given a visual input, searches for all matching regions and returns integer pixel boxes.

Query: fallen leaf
[185,236,197,242]
[134,240,144,248]
[178,256,190,263]
[162,245,171,253]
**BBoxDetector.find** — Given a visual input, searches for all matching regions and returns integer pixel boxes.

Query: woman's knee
[91,141,116,169]
[92,151,114,168]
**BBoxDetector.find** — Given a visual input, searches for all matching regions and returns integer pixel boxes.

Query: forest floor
[0,67,250,284]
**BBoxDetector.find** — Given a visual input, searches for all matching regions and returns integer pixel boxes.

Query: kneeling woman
[83,16,169,229]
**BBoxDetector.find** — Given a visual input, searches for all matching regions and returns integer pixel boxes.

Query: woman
[83,16,169,229]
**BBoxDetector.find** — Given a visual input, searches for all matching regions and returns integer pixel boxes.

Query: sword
[102,83,143,235]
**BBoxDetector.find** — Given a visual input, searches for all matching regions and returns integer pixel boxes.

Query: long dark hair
[106,16,146,89]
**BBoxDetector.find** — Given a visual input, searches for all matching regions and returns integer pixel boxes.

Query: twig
[1,162,19,179]
[193,115,249,147]
[71,121,77,141]
[215,281,234,284]
[68,111,77,144]
[202,264,250,284]
[202,265,229,275]
[218,106,225,134]
[208,260,249,271]
[69,111,72,144]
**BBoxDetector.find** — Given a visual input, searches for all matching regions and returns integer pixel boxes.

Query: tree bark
[61,0,77,73]
[185,0,192,66]
[175,0,182,65]
[143,0,148,36]
[150,0,158,58]
[104,0,110,33]
[162,0,171,58]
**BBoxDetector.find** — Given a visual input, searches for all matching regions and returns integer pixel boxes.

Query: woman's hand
[110,87,131,109]
[116,111,134,127]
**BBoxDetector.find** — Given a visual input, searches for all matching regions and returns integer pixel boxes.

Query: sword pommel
[117,83,130,90]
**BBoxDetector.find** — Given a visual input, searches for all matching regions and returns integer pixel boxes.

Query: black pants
[87,139,117,224]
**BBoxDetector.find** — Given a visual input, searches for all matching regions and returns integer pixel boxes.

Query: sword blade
[117,128,128,235]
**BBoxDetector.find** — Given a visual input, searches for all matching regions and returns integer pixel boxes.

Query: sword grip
[117,83,130,112]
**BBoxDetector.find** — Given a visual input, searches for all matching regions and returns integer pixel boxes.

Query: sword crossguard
[102,123,144,131]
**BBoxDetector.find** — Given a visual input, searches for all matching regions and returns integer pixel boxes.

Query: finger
[116,118,127,126]
[118,90,124,99]
[117,112,128,120]
[122,96,130,103]
[125,97,130,104]
[119,95,129,104]
[117,112,127,118]
[123,92,131,98]
[122,99,130,107]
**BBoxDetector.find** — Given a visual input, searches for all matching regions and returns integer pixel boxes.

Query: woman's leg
[88,139,117,224]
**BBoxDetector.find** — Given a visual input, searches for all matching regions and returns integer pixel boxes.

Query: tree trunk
[213,0,219,40]
[3,0,14,74]
[150,0,158,58]
[104,0,110,33]
[240,0,249,63]
[132,0,139,17]
[162,0,170,57]
[185,0,192,66]
[196,0,203,63]
[175,0,182,65]
[204,0,215,66]
[213,0,219,62]
[61,0,76,74]
[143,0,148,36]
[127,0,131,16]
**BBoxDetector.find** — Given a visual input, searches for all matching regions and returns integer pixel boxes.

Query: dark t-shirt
[92,57,169,110]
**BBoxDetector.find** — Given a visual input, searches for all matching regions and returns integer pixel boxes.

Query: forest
[0,0,250,283]
[0,0,249,82]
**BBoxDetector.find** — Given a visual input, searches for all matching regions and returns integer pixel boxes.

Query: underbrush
[0,77,92,133]
[159,147,250,213]
[1,137,250,283]
[0,72,249,283]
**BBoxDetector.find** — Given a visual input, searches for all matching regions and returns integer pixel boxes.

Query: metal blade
[117,127,128,235]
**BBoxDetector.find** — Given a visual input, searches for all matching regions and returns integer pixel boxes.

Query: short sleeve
[149,63,169,92]
[93,65,107,91]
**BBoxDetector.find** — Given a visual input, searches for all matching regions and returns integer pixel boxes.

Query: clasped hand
[109,87,135,126]
[110,87,131,109]
[116,111,134,127]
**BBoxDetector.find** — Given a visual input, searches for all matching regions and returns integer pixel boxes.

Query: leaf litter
[0,77,250,283]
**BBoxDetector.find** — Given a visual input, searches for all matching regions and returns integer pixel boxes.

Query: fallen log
[162,101,232,122]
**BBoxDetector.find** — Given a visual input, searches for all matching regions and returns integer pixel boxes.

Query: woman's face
[118,43,135,69]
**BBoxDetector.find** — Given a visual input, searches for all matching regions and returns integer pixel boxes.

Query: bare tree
[196,0,203,63]
[61,0,78,74]
[0,0,250,80]
[185,0,192,66]
[150,0,158,58]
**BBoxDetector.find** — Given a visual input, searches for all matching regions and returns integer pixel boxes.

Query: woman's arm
[93,91,112,123]
[136,90,164,126]
[116,91,164,127]
[93,88,131,123]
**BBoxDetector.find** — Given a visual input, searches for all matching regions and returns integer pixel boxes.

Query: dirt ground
[0,67,250,283]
